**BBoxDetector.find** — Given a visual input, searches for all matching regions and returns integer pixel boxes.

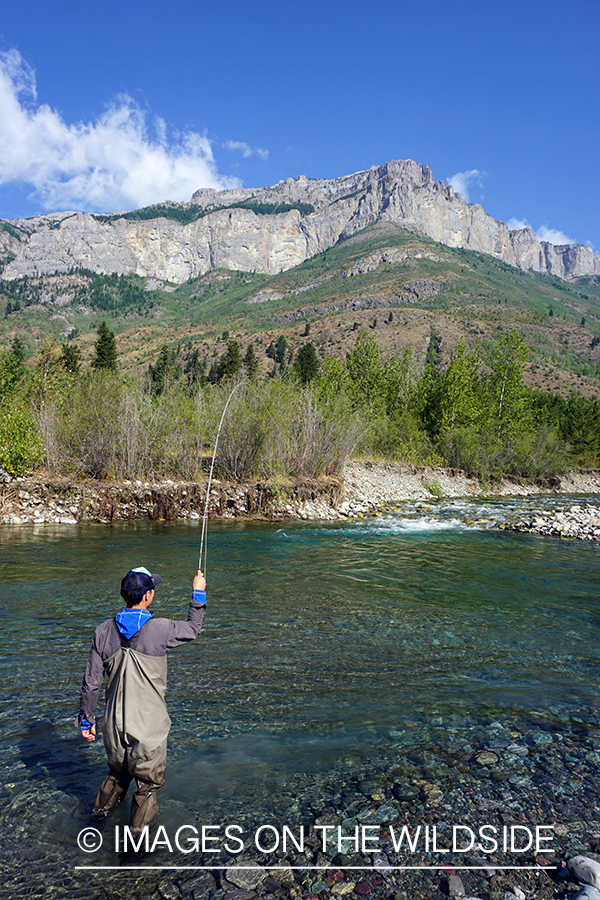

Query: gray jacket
[78,596,206,757]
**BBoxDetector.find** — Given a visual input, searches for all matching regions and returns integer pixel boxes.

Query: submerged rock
[569,888,600,900]
[225,862,267,890]
[569,856,600,890]
[448,873,466,897]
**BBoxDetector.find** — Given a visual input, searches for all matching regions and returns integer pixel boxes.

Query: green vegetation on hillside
[1,322,599,483]
[1,224,599,484]
[0,221,24,241]
[2,226,600,384]
[92,199,314,226]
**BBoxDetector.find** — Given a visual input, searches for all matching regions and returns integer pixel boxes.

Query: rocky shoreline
[504,504,600,541]
[2,463,600,527]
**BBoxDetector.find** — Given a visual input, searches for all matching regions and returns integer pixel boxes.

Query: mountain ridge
[2,219,600,401]
[1,159,598,284]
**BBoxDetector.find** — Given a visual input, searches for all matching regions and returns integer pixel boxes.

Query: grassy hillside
[1,223,600,396]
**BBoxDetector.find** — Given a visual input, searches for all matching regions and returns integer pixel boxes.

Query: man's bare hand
[193,570,206,591]
[81,723,97,742]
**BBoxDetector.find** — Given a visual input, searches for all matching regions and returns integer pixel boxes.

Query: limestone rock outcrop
[2,159,598,283]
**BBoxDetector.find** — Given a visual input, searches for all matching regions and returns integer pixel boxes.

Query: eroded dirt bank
[2,463,600,525]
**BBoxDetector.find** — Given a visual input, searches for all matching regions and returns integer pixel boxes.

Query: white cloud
[536,224,574,246]
[506,217,531,231]
[446,168,485,203]
[506,216,575,245]
[224,140,269,161]
[0,49,241,213]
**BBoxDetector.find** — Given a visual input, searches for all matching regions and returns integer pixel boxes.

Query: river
[1,494,599,898]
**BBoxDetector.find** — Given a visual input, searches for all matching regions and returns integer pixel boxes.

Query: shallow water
[1,495,599,895]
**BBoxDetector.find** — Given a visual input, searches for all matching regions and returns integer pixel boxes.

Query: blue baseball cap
[120,566,162,602]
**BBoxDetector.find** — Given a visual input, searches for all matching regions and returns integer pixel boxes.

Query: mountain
[2,218,600,401]
[2,159,599,284]
[2,160,600,401]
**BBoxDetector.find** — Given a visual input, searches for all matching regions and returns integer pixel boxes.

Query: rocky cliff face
[2,159,598,283]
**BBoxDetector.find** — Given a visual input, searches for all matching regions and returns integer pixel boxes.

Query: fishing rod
[198,379,247,577]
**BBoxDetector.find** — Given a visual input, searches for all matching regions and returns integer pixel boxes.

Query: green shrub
[54,373,122,479]
[0,397,43,475]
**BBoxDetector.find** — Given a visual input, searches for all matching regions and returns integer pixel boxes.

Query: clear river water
[1,494,599,898]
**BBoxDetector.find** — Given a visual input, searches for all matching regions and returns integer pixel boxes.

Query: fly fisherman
[77,566,206,834]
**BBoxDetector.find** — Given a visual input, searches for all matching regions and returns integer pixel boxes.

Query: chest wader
[91,635,171,835]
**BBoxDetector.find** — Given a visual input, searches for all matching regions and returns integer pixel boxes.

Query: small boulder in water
[568,856,600,890]
[569,887,600,900]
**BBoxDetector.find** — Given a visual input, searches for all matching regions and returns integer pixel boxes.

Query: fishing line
[197,374,362,576]
[198,379,247,576]
[197,377,289,575]
[197,377,286,574]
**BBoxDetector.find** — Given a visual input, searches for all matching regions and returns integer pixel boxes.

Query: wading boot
[91,771,132,820]
[129,779,161,836]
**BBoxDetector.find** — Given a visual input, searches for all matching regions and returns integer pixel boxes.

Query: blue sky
[1,0,598,251]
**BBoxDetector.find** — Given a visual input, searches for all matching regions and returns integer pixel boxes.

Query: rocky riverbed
[46,707,600,900]
[2,463,600,526]
[8,708,600,900]
[503,505,600,542]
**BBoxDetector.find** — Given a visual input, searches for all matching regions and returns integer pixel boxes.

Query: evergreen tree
[275,335,287,369]
[60,342,82,375]
[10,335,26,365]
[0,335,27,399]
[243,343,259,380]
[293,343,319,384]
[424,328,442,370]
[91,321,118,371]
[266,335,288,371]
[185,348,205,389]
[148,344,174,395]
[217,340,242,382]
[560,392,600,464]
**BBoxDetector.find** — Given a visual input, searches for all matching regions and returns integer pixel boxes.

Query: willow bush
[296,387,363,476]
[0,394,44,475]
[56,373,123,479]
[252,377,363,478]
[208,383,267,482]
[2,326,596,482]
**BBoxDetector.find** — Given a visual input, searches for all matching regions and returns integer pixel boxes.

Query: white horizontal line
[75,865,557,871]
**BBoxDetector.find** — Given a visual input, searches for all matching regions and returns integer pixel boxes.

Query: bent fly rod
[198,380,246,577]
